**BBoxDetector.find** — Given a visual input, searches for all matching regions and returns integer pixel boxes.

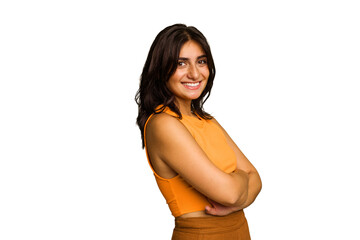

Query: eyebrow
[178,55,207,61]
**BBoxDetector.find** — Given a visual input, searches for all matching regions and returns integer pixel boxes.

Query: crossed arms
[146,113,262,216]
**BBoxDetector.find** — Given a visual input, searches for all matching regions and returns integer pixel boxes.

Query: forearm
[232,169,261,210]
[228,169,249,206]
[237,171,262,209]
[205,170,261,216]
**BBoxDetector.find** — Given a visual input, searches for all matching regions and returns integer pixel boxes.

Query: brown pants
[172,210,251,240]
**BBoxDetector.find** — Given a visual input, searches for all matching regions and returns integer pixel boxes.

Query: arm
[205,119,262,215]
[146,113,249,206]
[220,123,262,209]
[205,171,261,216]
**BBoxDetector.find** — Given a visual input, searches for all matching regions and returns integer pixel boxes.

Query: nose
[187,64,200,80]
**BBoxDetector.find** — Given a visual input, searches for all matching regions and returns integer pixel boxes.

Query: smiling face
[166,40,209,112]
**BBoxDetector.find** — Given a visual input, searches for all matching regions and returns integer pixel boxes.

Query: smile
[182,81,201,90]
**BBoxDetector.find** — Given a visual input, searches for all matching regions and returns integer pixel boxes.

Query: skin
[165,40,209,116]
[146,40,262,218]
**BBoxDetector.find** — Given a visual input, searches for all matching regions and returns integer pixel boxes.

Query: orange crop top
[144,106,237,217]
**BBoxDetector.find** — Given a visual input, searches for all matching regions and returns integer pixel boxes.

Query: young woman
[135,24,262,240]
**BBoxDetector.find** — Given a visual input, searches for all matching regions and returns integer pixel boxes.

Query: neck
[175,99,193,116]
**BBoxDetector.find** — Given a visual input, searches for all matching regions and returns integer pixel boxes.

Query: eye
[198,59,207,65]
[177,61,186,67]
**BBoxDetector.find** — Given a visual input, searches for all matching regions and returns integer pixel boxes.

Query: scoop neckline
[182,112,202,120]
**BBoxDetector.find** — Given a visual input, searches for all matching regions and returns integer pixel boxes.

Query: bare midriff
[176,210,216,219]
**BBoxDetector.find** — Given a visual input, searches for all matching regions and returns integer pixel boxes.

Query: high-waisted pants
[172,210,251,240]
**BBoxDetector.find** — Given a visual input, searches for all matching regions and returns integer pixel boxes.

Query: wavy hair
[135,24,216,148]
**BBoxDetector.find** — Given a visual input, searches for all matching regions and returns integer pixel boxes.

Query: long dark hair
[135,24,216,148]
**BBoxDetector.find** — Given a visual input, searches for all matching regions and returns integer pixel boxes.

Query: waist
[174,210,246,234]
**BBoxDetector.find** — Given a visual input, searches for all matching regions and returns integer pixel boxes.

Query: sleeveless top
[144,106,237,217]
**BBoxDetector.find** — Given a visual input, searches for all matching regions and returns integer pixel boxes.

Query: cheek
[202,67,210,78]
[166,77,178,94]
[167,72,182,87]
[202,70,210,87]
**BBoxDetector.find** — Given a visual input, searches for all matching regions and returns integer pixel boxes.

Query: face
[166,40,209,108]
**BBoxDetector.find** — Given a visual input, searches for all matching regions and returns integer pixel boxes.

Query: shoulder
[147,112,180,129]
[146,113,186,140]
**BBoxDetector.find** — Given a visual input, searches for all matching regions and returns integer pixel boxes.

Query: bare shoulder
[147,113,182,132]
[148,112,178,126]
[146,113,247,205]
[146,113,188,142]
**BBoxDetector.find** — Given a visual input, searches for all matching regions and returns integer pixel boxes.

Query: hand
[205,199,242,216]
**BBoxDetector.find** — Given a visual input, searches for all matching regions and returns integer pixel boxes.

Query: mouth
[181,81,201,90]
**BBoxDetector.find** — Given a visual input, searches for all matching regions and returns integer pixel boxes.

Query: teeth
[183,82,200,86]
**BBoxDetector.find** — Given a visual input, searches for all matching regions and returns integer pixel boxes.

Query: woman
[135,24,262,240]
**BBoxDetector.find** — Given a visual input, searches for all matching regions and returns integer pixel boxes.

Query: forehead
[179,40,205,57]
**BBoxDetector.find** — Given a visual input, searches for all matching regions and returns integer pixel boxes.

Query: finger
[206,205,219,215]
[205,205,212,212]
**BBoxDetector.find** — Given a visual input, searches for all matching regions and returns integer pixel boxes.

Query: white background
[1,0,359,239]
